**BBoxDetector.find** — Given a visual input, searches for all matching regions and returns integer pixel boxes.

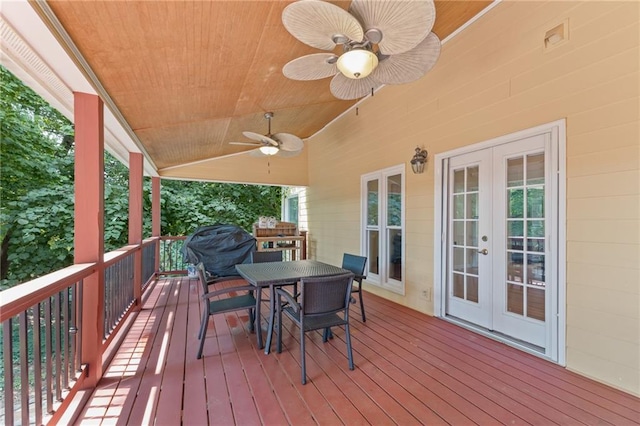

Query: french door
[439,121,564,357]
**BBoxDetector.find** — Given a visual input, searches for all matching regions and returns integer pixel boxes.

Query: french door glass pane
[453,221,464,245]
[527,287,545,320]
[507,157,524,187]
[467,276,479,303]
[527,188,544,218]
[466,221,478,246]
[453,273,464,298]
[454,195,465,219]
[507,283,524,314]
[508,189,524,218]
[467,166,479,191]
[527,154,545,185]
[454,170,465,193]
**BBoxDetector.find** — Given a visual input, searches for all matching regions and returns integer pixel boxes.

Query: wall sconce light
[410,146,428,174]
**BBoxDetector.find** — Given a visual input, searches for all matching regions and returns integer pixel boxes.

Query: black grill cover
[182,224,256,277]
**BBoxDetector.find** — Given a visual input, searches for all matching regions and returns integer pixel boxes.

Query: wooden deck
[74,276,640,425]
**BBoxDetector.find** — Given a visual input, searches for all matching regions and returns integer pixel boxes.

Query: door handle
[477,248,488,255]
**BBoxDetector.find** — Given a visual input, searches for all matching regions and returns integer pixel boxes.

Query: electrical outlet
[421,288,432,301]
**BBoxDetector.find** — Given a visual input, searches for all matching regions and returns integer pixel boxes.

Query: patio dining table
[236,259,349,353]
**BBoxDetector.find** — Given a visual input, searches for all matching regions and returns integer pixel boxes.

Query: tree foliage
[0,66,282,289]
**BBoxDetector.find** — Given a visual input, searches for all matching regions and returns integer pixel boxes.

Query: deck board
[182,277,209,426]
[74,277,640,425]
[368,298,637,425]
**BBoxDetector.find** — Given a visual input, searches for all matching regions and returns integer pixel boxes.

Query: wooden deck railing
[0,237,161,426]
[0,232,306,425]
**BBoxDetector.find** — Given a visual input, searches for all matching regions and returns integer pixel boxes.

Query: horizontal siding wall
[305,1,639,396]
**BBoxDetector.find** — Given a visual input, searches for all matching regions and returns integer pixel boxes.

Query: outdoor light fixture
[410,146,428,174]
[259,145,279,156]
[336,49,379,79]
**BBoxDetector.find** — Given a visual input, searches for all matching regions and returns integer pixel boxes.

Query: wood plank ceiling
[45,0,492,172]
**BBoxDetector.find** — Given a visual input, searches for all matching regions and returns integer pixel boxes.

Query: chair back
[251,251,282,263]
[301,273,354,315]
[196,262,210,293]
[342,254,367,278]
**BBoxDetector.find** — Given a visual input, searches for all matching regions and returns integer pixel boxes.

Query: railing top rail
[0,262,95,321]
[103,237,160,267]
[142,236,159,247]
[161,235,187,241]
[104,244,138,267]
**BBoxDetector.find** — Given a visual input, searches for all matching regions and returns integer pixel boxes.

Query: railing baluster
[34,303,43,426]
[45,297,53,414]
[19,312,29,425]
[70,285,77,375]
[104,267,111,338]
[3,319,14,426]
[54,293,62,402]
[76,281,83,373]
[62,288,70,390]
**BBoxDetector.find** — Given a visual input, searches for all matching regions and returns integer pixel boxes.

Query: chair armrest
[206,275,242,285]
[275,288,300,313]
[203,284,256,300]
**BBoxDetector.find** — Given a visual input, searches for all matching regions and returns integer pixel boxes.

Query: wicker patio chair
[196,262,256,359]
[342,253,368,321]
[275,272,355,384]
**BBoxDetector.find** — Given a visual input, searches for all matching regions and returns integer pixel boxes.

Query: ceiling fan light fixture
[337,49,378,79]
[259,145,279,156]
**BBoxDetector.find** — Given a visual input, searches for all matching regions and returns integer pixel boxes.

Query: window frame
[361,164,405,294]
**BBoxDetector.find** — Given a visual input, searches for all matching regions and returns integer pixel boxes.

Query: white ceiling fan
[229,112,304,157]
[281,0,441,100]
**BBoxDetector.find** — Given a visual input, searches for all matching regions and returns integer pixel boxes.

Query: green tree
[160,180,281,236]
[1,65,282,288]
[0,65,74,286]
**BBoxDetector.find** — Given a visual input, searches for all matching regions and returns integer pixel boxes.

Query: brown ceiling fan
[281,0,441,100]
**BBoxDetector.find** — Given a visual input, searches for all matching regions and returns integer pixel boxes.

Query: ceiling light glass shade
[337,49,378,79]
[259,145,279,156]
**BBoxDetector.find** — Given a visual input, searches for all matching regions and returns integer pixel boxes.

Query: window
[286,195,298,226]
[361,165,405,294]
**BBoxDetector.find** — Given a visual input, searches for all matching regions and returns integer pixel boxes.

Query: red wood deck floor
[75,277,640,425]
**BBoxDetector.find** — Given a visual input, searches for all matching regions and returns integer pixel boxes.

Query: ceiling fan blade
[283,53,339,81]
[242,131,279,146]
[273,133,304,152]
[282,0,364,51]
[277,149,302,158]
[330,73,381,100]
[372,32,441,85]
[349,0,435,55]
[229,141,261,146]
